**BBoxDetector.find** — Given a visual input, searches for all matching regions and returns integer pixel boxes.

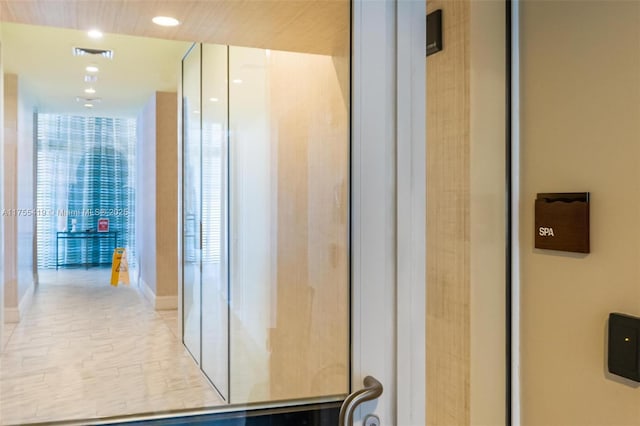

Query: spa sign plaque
[534,192,590,253]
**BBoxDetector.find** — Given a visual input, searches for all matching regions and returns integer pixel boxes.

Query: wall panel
[426,1,471,424]
[520,2,640,424]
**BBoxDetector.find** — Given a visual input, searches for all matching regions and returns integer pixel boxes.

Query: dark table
[56,231,118,269]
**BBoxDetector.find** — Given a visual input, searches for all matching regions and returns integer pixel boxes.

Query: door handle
[339,375,383,426]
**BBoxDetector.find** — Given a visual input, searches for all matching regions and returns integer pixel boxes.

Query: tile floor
[0,268,222,425]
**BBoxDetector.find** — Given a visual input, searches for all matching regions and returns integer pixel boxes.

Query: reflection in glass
[228,46,350,403]
[183,43,350,405]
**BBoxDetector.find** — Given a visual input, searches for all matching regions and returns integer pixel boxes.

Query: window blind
[36,114,137,269]
[202,121,223,264]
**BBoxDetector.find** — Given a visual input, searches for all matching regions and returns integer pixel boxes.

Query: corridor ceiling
[1,22,190,117]
[0,0,350,55]
[0,1,349,117]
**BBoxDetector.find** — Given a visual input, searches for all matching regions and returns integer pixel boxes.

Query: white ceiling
[0,1,348,119]
[1,22,192,117]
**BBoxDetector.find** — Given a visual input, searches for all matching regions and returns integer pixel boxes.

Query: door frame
[351,0,426,424]
[175,0,427,423]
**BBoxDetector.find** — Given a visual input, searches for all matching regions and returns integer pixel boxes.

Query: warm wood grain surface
[0,0,349,55]
[426,1,471,425]
[268,50,349,401]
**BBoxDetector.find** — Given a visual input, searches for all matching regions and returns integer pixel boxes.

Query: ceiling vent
[76,96,102,103]
[72,47,114,60]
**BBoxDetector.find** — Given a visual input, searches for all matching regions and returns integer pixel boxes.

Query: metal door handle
[339,375,383,426]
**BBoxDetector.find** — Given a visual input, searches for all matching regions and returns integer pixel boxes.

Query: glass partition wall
[201,44,230,402]
[182,44,203,369]
[181,44,350,406]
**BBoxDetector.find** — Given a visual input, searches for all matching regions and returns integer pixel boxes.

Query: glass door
[178,2,429,424]
[182,44,202,364]
[0,2,434,425]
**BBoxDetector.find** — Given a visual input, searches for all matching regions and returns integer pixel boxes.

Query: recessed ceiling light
[85,87,96,94]
[87,29,103,39]
[209,97,219,102]
[232,79,243,84]
[84,103,94,108]
[152,16,180,27]
[86,65,99,73]
[84,75,98,83]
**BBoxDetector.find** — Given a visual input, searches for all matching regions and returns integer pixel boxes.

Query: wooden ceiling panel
[0,0,349,55]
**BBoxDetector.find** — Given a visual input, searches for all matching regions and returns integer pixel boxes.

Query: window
[36,114,136,268]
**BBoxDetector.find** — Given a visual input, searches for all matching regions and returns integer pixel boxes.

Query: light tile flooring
[0,268,222,425]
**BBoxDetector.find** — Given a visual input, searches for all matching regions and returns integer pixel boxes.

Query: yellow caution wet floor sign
[110,248,130,286]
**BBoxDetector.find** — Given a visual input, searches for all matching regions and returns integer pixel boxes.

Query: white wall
[16,77,35,301]
[520,1,640,424]
[136,94,157,297]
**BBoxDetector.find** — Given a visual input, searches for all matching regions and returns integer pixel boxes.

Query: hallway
[0,269,221,425]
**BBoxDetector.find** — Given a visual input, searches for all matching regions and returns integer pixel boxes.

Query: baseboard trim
[4,307,19,323]
[155,294,178,310]
[4,279,35,323]
[140,278,177,310]
[19,280,35,318]
[140,277,155,305]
